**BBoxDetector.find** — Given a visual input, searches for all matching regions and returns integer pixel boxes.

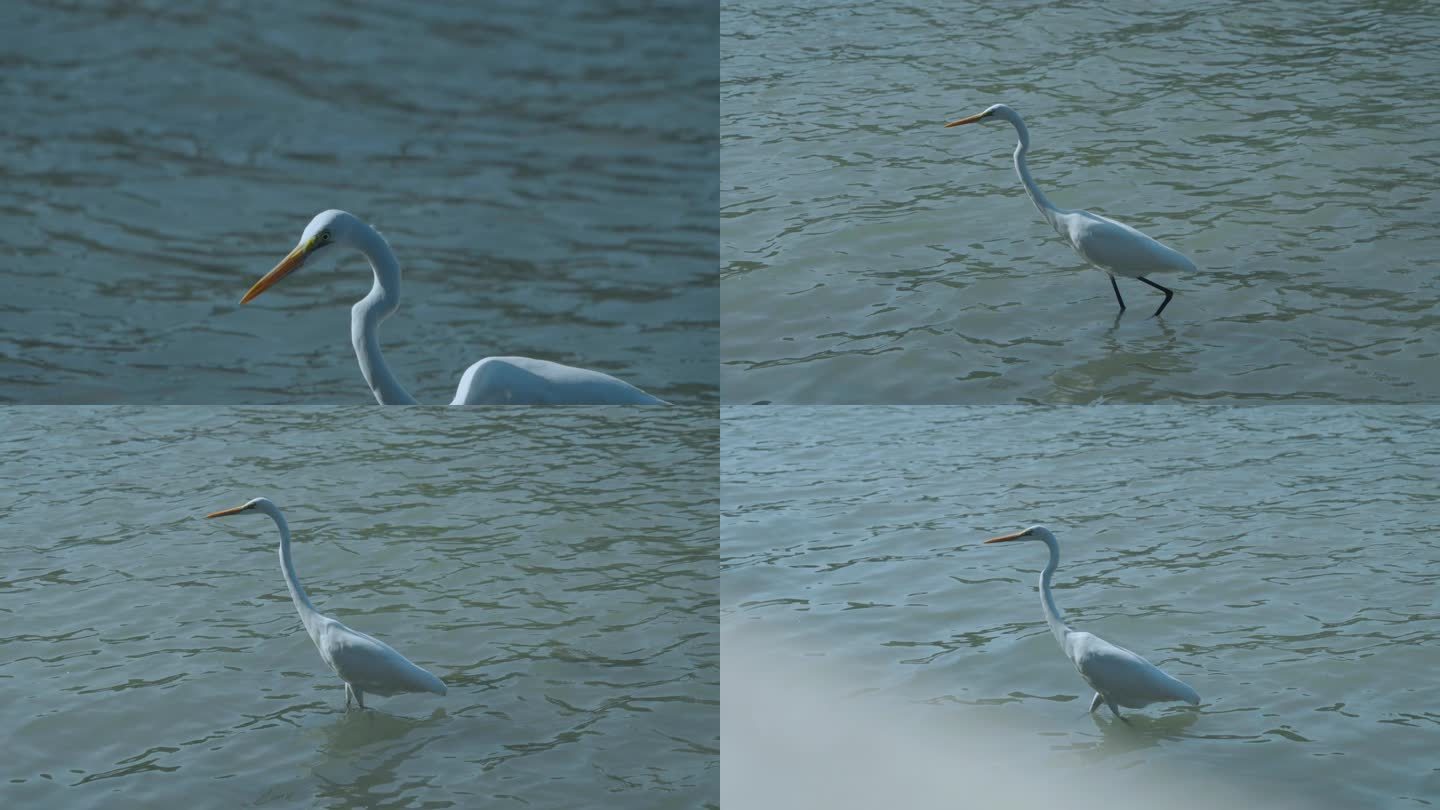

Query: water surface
[722,1,1440,403]
[3,0,717,404]
[1,407,718,809]
[723,405,1440,807]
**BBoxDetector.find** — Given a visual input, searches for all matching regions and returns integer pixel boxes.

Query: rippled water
[1,407,717,809]
[723,406,1440,807]
[2,0,717,404]
[721,1,1440,403]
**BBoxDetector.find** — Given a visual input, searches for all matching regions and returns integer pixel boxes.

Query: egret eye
[319,230,331,243]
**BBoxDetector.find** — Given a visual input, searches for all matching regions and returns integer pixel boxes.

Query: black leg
[1109,275,1126,312]
[1137,276,1174,318]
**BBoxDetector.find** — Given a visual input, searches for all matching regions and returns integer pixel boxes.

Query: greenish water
[2,0,717,404]
[722,1,1440,403]
[723,405,1440,807]
[1,407,717,809]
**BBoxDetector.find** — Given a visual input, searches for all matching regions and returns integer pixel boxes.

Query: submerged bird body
[986,525,1199,718]
[243,210,668,405]
[207,497,447,709]
[450,355,665,405]
[947,104,1195,317]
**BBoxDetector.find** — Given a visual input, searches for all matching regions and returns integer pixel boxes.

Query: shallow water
[1,407,718,809]
[721,1,1440,403]
[722,405,1440,807]
[2,0,717,404]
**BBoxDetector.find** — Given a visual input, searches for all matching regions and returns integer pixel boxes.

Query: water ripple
[723,405,1440,806]
[1,406,718,808]
[2,0,718,404]
[722,0,1440,403]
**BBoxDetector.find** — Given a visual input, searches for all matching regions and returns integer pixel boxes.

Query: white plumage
[986,525,1200,719]
[241,209,669,405]
[948,105,1195,317]
[207,497,447,710]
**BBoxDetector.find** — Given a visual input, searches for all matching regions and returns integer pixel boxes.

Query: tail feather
[413,665,447,696]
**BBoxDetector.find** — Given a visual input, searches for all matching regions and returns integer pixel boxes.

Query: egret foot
[344,683,367,711]
[1137,276,1174,318]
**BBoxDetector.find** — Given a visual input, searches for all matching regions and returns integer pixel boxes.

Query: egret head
[206,497,273,519]
[984,525,1056,545]
[945,103,1017,129]
[240,209,364,304]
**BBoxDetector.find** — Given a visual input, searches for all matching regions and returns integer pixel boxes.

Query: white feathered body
[451,356,669,405]
[1064,630,1199,709]
[313,616,447,698]
[1054,209,1196,280]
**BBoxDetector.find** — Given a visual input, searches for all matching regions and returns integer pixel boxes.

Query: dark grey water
[723,405,1440,808]
[722,1,1440,404]
[2,0,717,404]
[1,407,718,809]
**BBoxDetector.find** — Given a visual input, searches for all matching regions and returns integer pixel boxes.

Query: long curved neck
[1037,535,1072,644]
[259,503,325,645]
[348,225,419,405]
[1005,113,1061,230]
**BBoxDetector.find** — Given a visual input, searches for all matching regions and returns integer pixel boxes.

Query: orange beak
[206,504,248,519]
[945,112,988,128]
[984,530,1029,544]
[240,239,313,304]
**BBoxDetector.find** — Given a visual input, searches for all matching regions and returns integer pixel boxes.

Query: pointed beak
[984,530,1029,544]
[945,112,987,128]
[206,505,248,519]
[241,238,313,304]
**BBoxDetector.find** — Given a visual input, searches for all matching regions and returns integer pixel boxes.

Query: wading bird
[242,209,669,405]
[207,497,448,710]
[946,105,1195,317]
[985,525,1199,719]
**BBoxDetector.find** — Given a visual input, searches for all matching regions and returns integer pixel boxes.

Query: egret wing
[1067,631,1198,708]
[320,619,447,697]
[1060,211,1195,277]
[451,357,668,405]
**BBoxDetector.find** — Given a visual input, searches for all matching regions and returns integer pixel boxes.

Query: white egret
[242,209,670,405]
[985,525,1199,719]
[947,105,1196,317]
[207,497,448,710]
